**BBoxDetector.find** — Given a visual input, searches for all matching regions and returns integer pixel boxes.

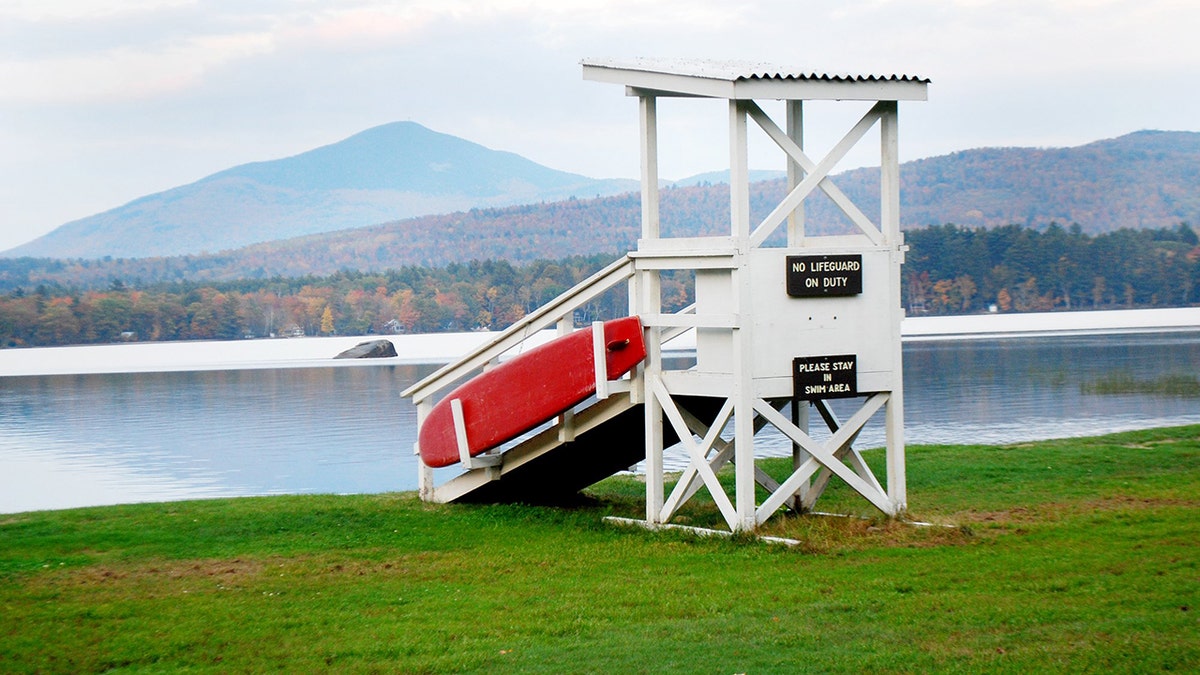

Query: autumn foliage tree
[0,254,632,347]
[1,223,1197,348]
[902,222,1199,314]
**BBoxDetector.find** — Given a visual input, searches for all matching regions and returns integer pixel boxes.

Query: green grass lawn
[2,426,1197,673]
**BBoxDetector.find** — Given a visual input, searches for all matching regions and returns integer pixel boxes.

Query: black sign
[793,354,857,400]
[786,254,863,297]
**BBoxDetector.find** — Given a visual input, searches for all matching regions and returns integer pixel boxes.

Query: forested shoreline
[904,222,1198,313]
[1,223,1196,348]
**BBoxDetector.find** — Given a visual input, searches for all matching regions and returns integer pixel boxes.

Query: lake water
[2,331,1198,514]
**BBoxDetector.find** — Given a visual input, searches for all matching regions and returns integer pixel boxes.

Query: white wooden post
[729,100,750,239]
[640,93,665,525]
[881,101,900,240]
[415,398,434,501]
[644,275,664,525]
[640,95,660,241]
[881,100,907,513]
[730,100,757,531]
[791,399,811,510]
[626,270,644,406]
[786,100,805,247]
[786,98,809,511]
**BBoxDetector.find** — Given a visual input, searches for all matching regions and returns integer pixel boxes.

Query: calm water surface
[2,332,1198,513]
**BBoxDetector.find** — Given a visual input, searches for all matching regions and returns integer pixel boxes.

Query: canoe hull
[418,316,646,468]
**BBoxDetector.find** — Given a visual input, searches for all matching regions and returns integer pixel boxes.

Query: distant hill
[4,122,638,259]
[672,169,786,187]
[871,130,1200,231]
[1,130,1197,291]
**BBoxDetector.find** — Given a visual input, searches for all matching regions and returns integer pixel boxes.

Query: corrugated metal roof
[581,57,929,85]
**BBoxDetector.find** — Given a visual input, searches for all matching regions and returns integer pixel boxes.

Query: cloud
[0,34,277,104]
[0,0,1197,250]
[0,0,194,22]
[0,0,754,104]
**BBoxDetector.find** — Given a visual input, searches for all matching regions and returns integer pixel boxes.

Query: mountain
[1,130,1197,292]
[4,122,638,259]
[808,129,1200,232]
[672,169,786,187]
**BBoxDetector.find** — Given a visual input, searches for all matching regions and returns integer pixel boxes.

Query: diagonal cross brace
[752,393,895,520]
[660,399,735,522]
[744,101,883,244]
[762,407,872,515]
[659,398,789,522]
[650,377,740,529]
[805,399,886,509]
[748,101,888,248]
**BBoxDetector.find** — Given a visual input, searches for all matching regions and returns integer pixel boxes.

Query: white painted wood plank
[640,95,660,240]
[730,100,751,239]
[786,100,805,246]
[592,321,610,401]
[450,398,472,466]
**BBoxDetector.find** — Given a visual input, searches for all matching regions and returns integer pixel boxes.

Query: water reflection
[1,333,1198,513]
[0,366,434,513]
[754,332,1200,457]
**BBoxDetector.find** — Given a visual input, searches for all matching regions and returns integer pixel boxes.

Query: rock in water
[334,339,398,359]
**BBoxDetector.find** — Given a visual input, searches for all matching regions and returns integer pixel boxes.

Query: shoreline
[1,307,1197,377]
[900,306,1200,341]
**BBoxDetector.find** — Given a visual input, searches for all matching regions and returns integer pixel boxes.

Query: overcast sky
[1,0,1197,252]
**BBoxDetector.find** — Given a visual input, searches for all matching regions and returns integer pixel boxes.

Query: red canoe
[418,316,647,468]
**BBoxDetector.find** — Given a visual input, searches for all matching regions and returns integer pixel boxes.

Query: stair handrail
[403,254,637,405]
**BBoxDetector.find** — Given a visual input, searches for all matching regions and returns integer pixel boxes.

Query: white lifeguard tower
[404,59,928,534]
[583,58,928,531]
